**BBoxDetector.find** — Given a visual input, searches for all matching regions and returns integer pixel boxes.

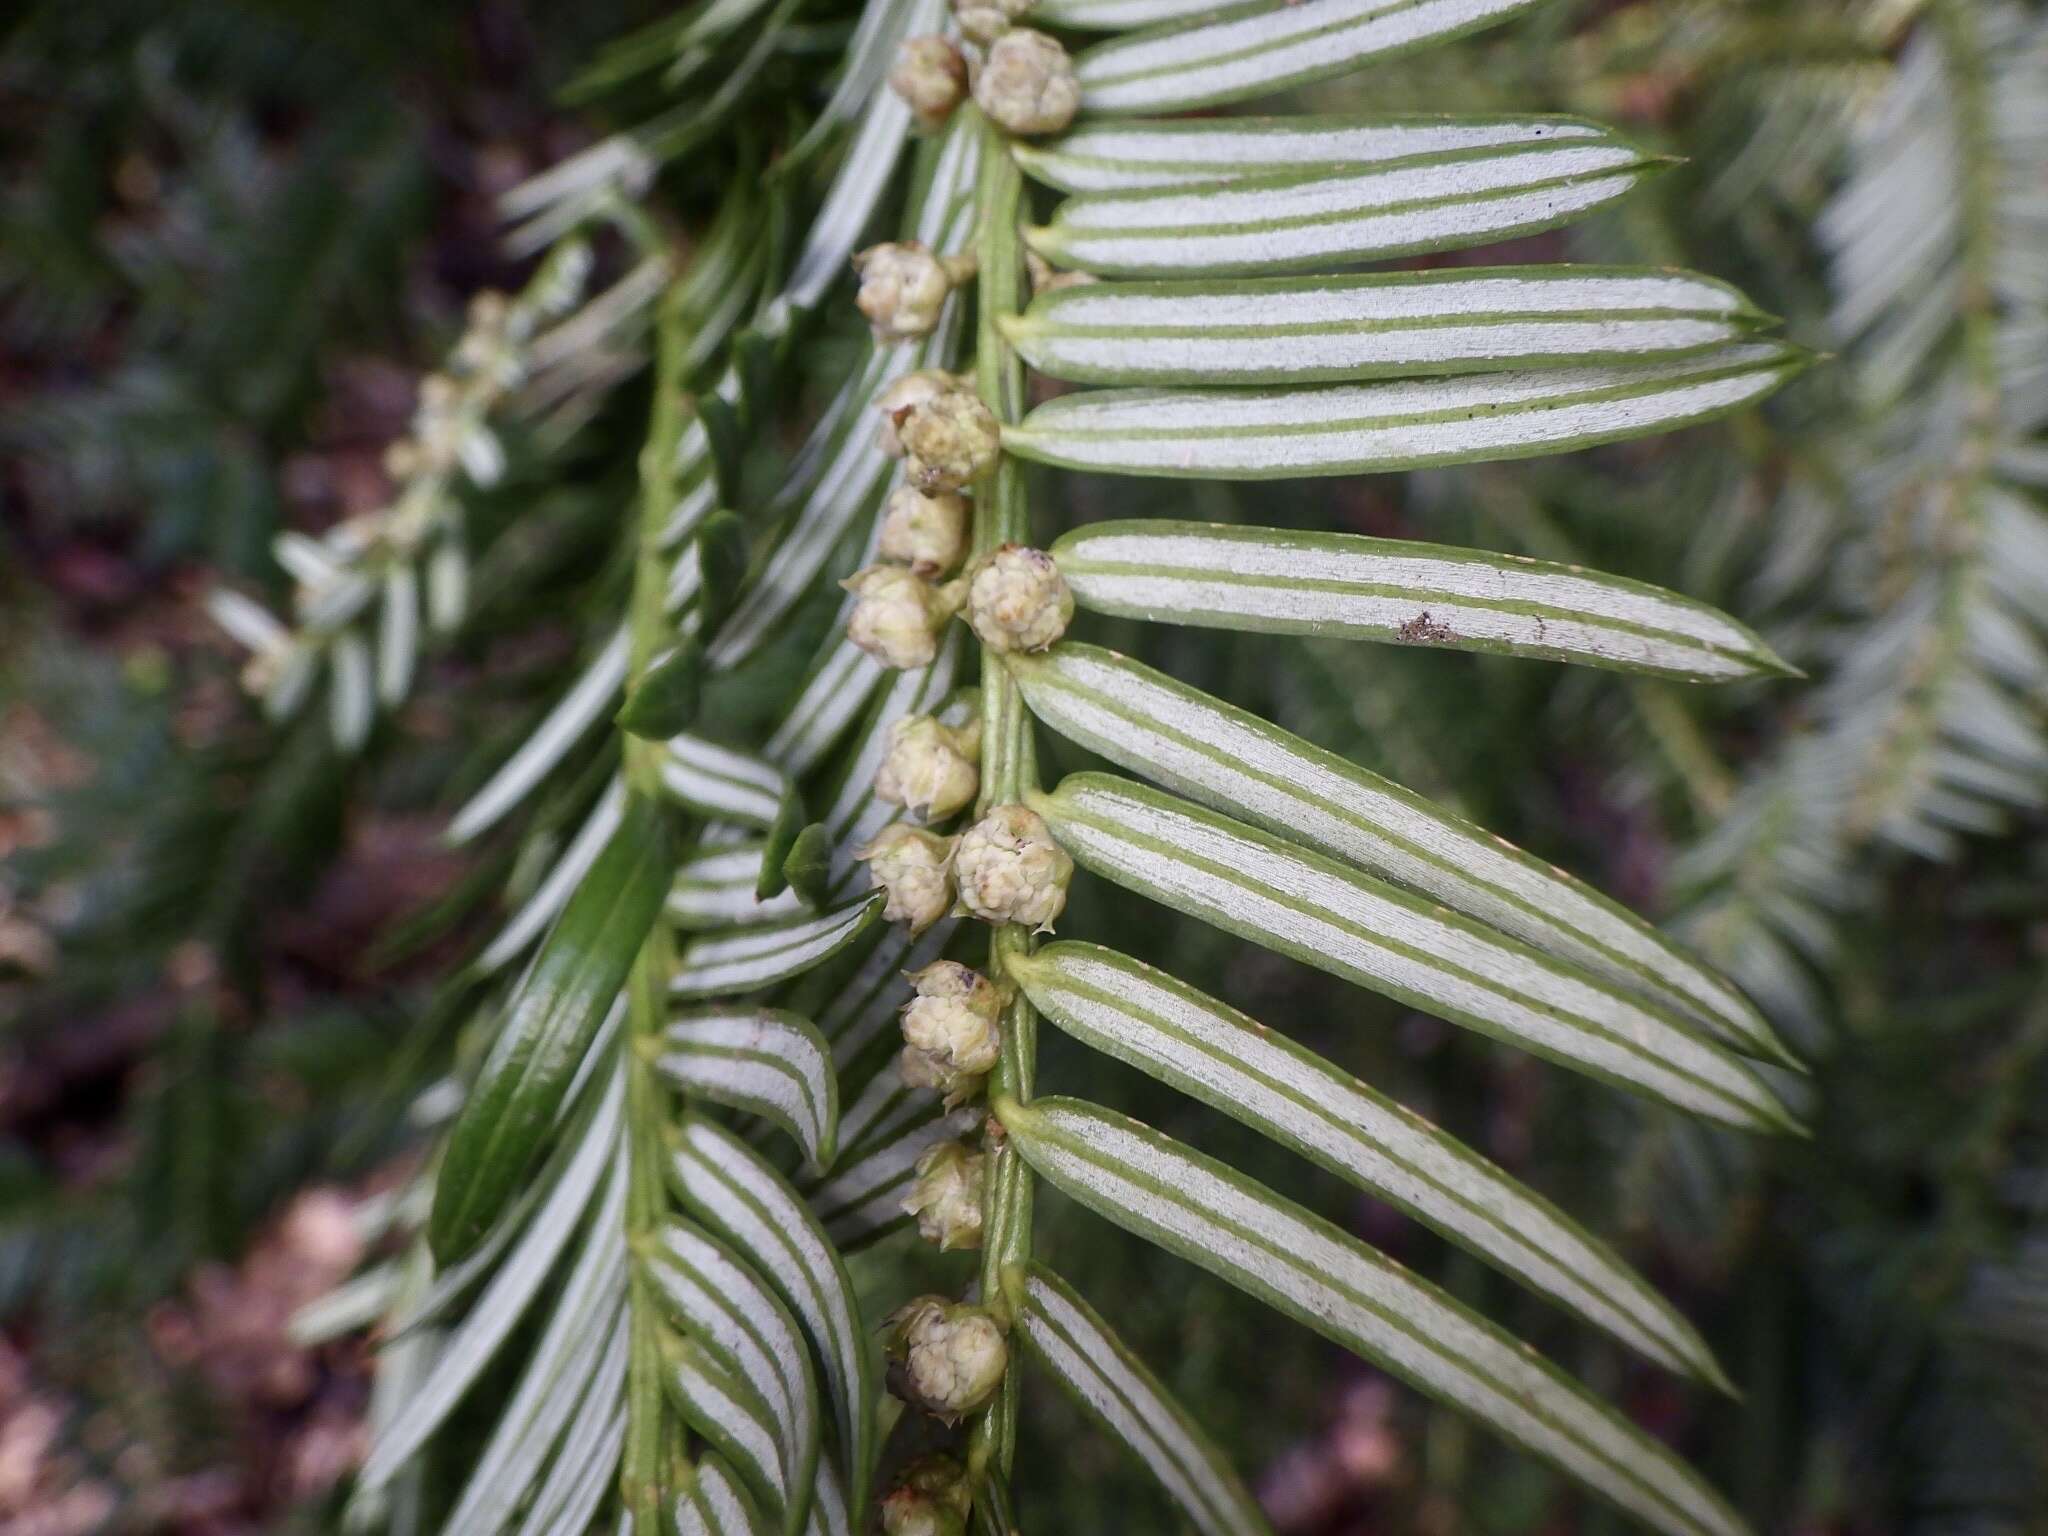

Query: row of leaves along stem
[265,1,1842,1532]
[833,32,1091,1527]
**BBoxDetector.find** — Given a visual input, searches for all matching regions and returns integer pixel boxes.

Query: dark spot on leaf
[1396,611,1456,644]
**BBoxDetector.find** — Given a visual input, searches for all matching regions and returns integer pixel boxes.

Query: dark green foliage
[779,823,837,909]
[619,638,707,739]
[430,794,669,1262]
[756,788,809,900]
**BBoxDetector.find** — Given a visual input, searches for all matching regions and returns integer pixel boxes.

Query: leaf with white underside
[829,1072,940,1173]
[1004,268,1768,387]
[670,1455,763,1536]
[801,1458,851,1536]
[815,918,956,1072]
[515,1360,624,1536]
[208,587,289,653]
[1003,345,1805,479]
[765,633,887,778]
[1012,943,1729,1385]
[670,1119,878,1516]
[447,627,629,844]
[1014,113,1618,194]
[705,351,897,669]
[435,1227,627,1532]
[358,1084,620,1492]
[1007,647,1790,1061]
[1073,0,1546,114]
[1048,524,1793,681]
[670,897,882,999]
[1032,773,1799,1131]
[662,734,790,827]
[1015,1264,1271,1536]
[1027,140,1660,277]
[1033,0,1240,28]
[669,843,808,929]
[477,779,627,975]
[1000,1098,1749,1536]
[804,1098,983,1249]
[646,1223,819,1536]
[656,1008,839,1169]
[328,633,372,752]
[664,1339,791,1526]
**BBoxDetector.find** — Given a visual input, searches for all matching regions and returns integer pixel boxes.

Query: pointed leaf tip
[1001,1096,1751,1536]
[1035,771,1803,1134]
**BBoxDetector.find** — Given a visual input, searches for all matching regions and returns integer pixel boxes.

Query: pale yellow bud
[875,370,962,460]
[954,804,1072,930]
[903,1141,985,1251]
[856,824,957,934]
[889,35,969,132]
[952,0,1033,45]
[965,543,1072,653]
[239,649,281,697]
[876,715,981,821]
[854,242,954,342]
[417,372,458,412]
[382,438,423,482]
[900,388,1001,493]
[900,960,1001,1102]
[467,290,509,331]
[885,1297,1009,1422]
[842,564,955,670]
[973,29,1079,137]
[881,1456,971,1536]
[877,486,970,578]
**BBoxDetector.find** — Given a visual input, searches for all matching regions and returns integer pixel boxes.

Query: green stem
[968,109,1036,1488]
[620,280,692,1531]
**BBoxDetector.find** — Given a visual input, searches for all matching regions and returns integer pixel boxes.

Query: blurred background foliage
[2,1,2045,1533]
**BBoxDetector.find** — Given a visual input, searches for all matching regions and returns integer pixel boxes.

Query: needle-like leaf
[670,1455,765,1536]
[447,627,630,845]
[1003,345,1807,479]
[434,1222,628,1533]
[805,1097,983,1250]
[1031,772,1802,1130]
[361,1098,622,1492]
[1014,1264,1272,1536]
[669,897,882,999]
[668,843,807,930]
[661,735,790,826]
[1073,0,1548,114]
[643,1221,822,1536]
[655,1007,840,1169]
[998,1097,1750,1536]
[1047,523,1794,681]
[660,1333,796,1529]
[1011,943,1731,1384]
[1027,139,1660,276]
[1005,268,1767,386]
[476,779,629,975]
[670,1119,879,1515]
[1013,113,1621,194]
[1033,0,1248,28]
[1007,646,1792,1060]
